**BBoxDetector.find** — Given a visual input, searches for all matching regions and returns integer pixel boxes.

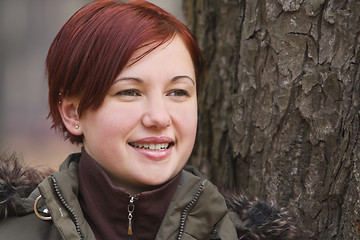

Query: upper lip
[130,136,174,144]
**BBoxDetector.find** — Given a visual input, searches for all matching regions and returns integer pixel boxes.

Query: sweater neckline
[78,148,181,240]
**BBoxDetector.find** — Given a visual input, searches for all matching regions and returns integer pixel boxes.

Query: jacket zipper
[51,175,84,240]
[127,196,135,238]
[177,180,207,240]
[127,194,139,239]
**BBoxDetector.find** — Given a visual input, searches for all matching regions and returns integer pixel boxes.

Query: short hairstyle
[47,0,203,144]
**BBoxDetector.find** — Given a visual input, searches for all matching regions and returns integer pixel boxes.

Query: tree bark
[183,0,360,239]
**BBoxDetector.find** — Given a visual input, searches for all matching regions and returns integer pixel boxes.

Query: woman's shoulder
[0,151,81,221]
[0,152,46,221]
[0,213,59,239]
[181,165,302,239]
[0,152,60,239]
[160,166,237,239]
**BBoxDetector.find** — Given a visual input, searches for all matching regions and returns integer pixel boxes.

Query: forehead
[127,35,190,64]
[119,36,195,78]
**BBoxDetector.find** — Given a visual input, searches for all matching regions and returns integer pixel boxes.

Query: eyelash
[116,89,141,97]
[115,89,190,98]
[167,89,190,97]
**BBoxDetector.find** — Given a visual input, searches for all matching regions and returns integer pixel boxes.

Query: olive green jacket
[0,153,237,239]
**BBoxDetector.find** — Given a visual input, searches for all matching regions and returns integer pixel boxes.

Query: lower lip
[130,145,173,161]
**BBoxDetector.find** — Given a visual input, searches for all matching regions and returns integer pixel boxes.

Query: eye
[116,89,141,97]
[167,89,190,97]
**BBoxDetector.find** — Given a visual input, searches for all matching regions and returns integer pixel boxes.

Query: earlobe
[58,97,82,135]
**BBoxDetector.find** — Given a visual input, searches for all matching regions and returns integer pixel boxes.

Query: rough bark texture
[183,0,360,239]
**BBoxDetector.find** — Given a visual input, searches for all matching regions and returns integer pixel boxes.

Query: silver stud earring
[75,125,79,129]
[58,92,62,104]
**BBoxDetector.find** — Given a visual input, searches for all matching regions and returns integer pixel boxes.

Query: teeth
[129,142,170,151]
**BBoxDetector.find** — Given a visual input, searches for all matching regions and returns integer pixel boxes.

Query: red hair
[47,0,203,144]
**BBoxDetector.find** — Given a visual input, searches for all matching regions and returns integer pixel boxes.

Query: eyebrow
[171,75,195,85]
[114,75,195,85]
[113,77,142,84]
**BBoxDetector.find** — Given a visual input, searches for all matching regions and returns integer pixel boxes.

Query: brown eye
[116,89,141,97]
[168,89,189,97]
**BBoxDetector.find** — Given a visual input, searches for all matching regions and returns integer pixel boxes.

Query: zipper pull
[128,214,133,235]
[128,196,135,237]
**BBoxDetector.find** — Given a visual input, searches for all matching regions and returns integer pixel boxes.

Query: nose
[142,97,171,129]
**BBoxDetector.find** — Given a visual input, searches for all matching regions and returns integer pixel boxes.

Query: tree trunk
[183,0,360,239]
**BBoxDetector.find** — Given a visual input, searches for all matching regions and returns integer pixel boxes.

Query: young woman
[0,1,301,239]
[0,1,237,239]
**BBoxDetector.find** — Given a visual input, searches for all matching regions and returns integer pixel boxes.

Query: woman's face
[79,36,197,194]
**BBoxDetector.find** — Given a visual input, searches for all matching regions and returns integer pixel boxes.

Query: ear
[58,97,83,135]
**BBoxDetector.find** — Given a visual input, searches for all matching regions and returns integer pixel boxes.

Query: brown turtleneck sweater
[78,148,181,240]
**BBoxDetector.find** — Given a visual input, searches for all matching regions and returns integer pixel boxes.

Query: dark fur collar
[0,152,46,220]
[226,192,302,239]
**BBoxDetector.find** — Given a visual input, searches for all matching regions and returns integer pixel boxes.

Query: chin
[139,171,176,187]
[143,176,171,187]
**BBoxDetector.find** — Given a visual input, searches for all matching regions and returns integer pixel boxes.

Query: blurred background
[0,0,185,170]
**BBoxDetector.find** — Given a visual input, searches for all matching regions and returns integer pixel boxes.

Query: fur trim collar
[226,192,302,239]
[0,152,45,220]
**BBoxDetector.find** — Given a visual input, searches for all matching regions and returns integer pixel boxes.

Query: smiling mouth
[129,142,174,151]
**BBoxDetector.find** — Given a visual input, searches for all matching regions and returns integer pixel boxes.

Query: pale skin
[58,35,198,195]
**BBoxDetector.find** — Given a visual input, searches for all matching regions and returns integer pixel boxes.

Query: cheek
[82,105,141,139]
[174,103,198,138]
